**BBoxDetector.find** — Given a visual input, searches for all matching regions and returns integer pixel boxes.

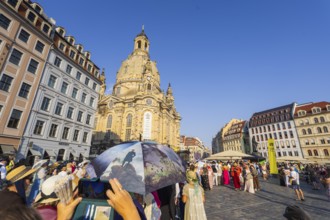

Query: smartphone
[78,178,112,199]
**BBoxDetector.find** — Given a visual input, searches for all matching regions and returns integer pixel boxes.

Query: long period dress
[222,166,230,185]
[183,183,207,220]
[244,169,255,194]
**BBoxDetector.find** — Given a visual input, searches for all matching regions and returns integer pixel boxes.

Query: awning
[29,149,42,156]
[45,150,56,157]
[0,145,16,154]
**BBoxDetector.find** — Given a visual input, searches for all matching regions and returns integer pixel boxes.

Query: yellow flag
[268,139,278,174]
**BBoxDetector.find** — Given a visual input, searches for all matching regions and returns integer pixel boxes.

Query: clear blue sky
[37,0,330,148]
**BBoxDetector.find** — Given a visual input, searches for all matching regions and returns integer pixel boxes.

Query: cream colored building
[180,135,208,161]
[294,102,330,163]
[93,29,181,152]
[0,0,52,154]
[223,120,250,153]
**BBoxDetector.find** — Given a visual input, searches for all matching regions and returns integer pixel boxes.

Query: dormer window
[7,0,19,9]
[87,64,92,72]
[78,46,82,52]
[35,5,42,14]
[27,11,36,23]
[58,42,65,51]
[69,50,76,59]
[327,105,330,111]
[312,107,321,114]
[298,110,306,117]
[59,29,64,36]
[79,57,84,65]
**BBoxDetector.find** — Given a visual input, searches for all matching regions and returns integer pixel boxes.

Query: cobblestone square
[204,177,330,219]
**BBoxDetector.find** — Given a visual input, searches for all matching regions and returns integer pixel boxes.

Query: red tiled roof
[294,101,330,116]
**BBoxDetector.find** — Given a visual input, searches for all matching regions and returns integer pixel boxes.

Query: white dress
[183,183,207,220]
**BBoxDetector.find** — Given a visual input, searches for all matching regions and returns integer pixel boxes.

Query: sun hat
[34,175,62,204]
[78,159,90,168]
[6,165,36,183]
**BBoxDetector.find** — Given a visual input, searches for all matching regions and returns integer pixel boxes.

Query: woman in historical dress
[182,170,207,220]
[243,164,255,194]
[222,165,230,185]
[231,163,241,191]
[201,165,210,190]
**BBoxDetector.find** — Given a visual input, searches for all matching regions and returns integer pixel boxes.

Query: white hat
[35,175,62,204]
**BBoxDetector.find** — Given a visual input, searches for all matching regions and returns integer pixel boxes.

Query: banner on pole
[267,139,278,174]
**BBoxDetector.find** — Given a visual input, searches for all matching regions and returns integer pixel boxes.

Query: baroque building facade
[293,102,330,163]
[223,120,250,153]
[92,29,181,153]
[248,103,303,158]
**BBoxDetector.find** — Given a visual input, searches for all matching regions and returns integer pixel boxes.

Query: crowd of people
[0,154,329,220]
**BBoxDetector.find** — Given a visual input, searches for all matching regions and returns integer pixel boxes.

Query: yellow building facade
[93,29,181,151]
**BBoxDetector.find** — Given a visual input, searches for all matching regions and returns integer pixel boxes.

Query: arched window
[126,114,132,127]
[145,42,148,50]
[305,119,309,125]
[137,41,141,49]
[307,128,312,134]
[302,129,306,135]
[323,126,328,133]
[314,117,319,123]
[317,127,322,133]
[107,115,112,128]
[57,149,65,161]
[320,116,325,123]
[307,150,312,156]
[313,150,319,156]
[324,149,329,156]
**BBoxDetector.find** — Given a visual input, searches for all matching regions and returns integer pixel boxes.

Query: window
[0,74,13,92]
[18,82,31,98]
[277,152,281,157]
[147,84,151,91]
[291,140,296,148]
[126,114,132,127]
[7,0,18,8]
[305,140,310,145]
[287,122,291,129]
[93,83,97,90]
[66,65,72,74]
[73,130,79,141]
[48,75,57,88]
[0,14,11,30]
[7,109,22,128]
[41,97,51,111]
[320,117,325,123]
[54,57,62,67]
[69,51,76,59]
[0,105,3,115]
[87,64,92,72]
[302,129,306,135]
[294,151,299,156]
[288,151,293,156]
[284,131,288,139]
[283,151,287,156]
[314,117,319,123]
[323,126,329,133]
[76,72,82,80]
[89,97,94,107]
[289,130,294,138]
[86,114,91,124]
[272,124,275,131]
[320,139,326,144]
[81,93,86,103]
[59,42,65,50]
[279,132,283,139]
[62,127,69,140]
[83,132,88,143]
[34,4,42,13]
[308,150,312,156]
[277,124,280,130]
[49,124,58,138]
[27,59,39,74]
[79,57,84,65]
[274,132,277,139]
[311,139,315,145]
[35,41,45,53]
[18,29,30,43]
[313,150,318,156]
[317,127,322,134]
[324,149,329,156]
[33,120,44,135]
[307,128,312,134]
[107,115,112,128]
[42,24,50,34]
[61,82,68,94]
[27,12,36,23]
[9,49,22,65]
[77,111,83,122]
[72,88,78,99]
[67,107,74,119]
[282,123,286,129]
[85,77,90,86]
[55,102,63,115]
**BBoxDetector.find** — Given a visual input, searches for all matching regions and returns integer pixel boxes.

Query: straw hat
[34,175,62,204]
[6,165,36,183]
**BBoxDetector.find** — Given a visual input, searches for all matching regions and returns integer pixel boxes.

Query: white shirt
[290,170,300,185]
[58,170,68,177]
[0,162,7,180]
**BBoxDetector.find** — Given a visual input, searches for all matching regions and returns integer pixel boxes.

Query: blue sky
[37,0,330,148]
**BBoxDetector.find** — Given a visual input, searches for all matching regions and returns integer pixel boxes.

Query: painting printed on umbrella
[143,143,186,193]
[100,145,145,194]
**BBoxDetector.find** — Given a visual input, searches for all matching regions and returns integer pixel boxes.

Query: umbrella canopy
[92,141,186,195]
[208,150,253,160]
[205,156,241,161]
[276,156,308,162]
[32,159,49,170]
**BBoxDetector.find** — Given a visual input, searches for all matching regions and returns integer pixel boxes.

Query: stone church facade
[92,29,181,153]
